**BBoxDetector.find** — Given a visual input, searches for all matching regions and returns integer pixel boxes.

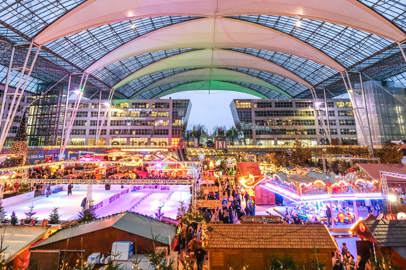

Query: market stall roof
[205,224,337,249]
[364,219,406,247]
[1,226,48,263]
[34,212,176,248]
[357,163,406,181]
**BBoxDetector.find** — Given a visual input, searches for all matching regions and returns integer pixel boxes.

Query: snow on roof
[34,212,176,248]
[1,226,48,262]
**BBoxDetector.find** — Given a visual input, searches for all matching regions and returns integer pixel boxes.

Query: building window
[76,111,88,118]
[340,128,357,135]
[235,101,251,109]
[338,110,353,117]
[274,102,293,108]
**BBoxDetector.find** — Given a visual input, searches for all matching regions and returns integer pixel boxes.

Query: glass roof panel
[117,67,195,98]
[227,81,285,99]
[231,48,336,86]
[359,0,406,31]
[227,67,307,97]
[0,0,85,37]
[46,16,197,70]
[234,15,393,68]
[0,63,42,92]
[386,71,406,88]
[93,48,195,87]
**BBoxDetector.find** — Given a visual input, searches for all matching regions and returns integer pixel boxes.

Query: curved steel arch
[144,80,269,99]
[86,17,345,73]
[33,0,405,44]
[157,81,268,98]
[113,49,314,93]
[128,68,291,98]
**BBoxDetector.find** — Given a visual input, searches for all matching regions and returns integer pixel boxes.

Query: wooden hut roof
[365,219,406,247]
[34,212,176,248]
[2,226,48,262]
[206,224,337,249]
[357,163,406,181]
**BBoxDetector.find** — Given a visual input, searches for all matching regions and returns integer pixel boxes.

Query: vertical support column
[341,71,373,157]
[359,73,374,157]
[0,47,16,143]
[398,41,406,63]
[86,181,93,209]
[59,73,89,159]
[60,75,72,149]
[0,42,41,153]
[95,91,102,145]
[353,200,358,220]
[323,88,332,143]
[168,99,173,146]
[251,104,256,145]
[309,87,330,145]
[96,88,114,145]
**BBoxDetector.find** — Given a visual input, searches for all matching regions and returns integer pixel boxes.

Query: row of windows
[236,100,346,109]
[73,129,170,136]
[72,119,176,127]
[256,129,317,135]
[255,111,315,117]
[113,102,171,109]
[110,111,169,118]
[254,128,356,136]
[255,119,316,126]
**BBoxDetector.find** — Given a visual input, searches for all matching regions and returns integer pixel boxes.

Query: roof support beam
[153,81,269,99]
[129,68,291,98]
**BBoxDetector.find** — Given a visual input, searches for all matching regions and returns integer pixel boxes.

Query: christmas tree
[11,110,28,165]
[77,206,97,223]
[10,211,18,226]
[49,207,60,224]
[25,205,37,224]
[0,202,6,223]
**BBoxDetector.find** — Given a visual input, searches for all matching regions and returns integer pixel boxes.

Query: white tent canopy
[34,0,406,44]
[113,49,314,91]
[87,17,344,73]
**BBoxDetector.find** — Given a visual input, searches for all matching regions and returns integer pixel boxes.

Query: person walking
[326,205,332,227]
[67,184,73,195]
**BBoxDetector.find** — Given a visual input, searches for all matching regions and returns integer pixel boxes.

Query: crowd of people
[26,162,193,181]
[332,243,357,270]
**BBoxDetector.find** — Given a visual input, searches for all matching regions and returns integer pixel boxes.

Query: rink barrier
[131,185,171,192]
[92,187,130,211]
[26,178,192,185]
[2,185,64,208]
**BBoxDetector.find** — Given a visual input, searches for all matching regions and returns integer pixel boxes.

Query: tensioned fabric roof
[0,0,405,99]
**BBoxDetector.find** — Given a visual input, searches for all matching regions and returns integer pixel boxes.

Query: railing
[0,160,199,173]
[22,178,193,185]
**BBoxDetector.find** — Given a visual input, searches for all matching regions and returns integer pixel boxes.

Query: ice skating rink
[3,184,191,221]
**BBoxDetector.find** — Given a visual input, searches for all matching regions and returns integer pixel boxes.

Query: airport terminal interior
[0,1,406,269]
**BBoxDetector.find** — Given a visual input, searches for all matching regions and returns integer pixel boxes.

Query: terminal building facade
[27,97,191,147]
[231,98,358,146]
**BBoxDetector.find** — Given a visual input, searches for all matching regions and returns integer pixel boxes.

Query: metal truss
[309,87,331,145]
[397,40,406,63]
[95,87,115,145]
[0,41,41,153]
[380,170,406,214]
[341,71,374,157]
[59,72,89,159]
